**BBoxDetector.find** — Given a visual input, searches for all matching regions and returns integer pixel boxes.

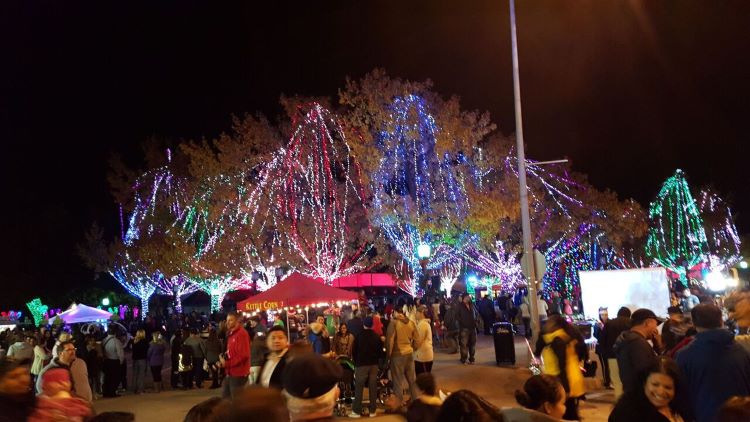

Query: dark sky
[2,0,749,308]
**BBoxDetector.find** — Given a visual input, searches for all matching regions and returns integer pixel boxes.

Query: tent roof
[57,304,112,324]
[237,272,358,311]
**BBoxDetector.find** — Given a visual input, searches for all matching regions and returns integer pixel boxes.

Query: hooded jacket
[385,314,418,357]
[539,328,585,398]
[676,329,750,422]
[602,316,631,358]
[613,330,658,394]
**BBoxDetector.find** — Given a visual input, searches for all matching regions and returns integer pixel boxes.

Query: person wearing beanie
[29,368,92,422]
[282,353,343,421]
[350,316,384,418]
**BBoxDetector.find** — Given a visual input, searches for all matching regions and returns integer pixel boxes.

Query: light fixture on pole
[101,297,110,307]
[417,243,432,291]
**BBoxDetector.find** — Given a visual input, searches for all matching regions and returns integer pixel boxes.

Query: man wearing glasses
[35,340,93,402]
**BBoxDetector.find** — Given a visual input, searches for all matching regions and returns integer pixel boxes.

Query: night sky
[2,1,749,308]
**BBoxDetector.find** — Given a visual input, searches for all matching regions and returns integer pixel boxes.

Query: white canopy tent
[57,304,112,324]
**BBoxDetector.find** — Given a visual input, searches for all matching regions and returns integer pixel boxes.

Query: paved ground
[94,335,616,421]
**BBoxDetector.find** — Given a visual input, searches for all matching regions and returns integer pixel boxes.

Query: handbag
[583,360,597,378]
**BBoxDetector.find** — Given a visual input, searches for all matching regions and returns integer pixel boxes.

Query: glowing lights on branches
[109,256,158,318]
[699,189,742,270]
[646,170,709,286]
[460,241,525,291]
[439,260,462,296]
[26,298,48,326]
[189,275,250,313]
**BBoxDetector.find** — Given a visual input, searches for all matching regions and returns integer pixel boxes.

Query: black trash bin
[492,322,515,365]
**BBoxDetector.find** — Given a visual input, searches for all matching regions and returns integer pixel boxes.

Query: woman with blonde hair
[147,331,167,392]
[131,329,148,394]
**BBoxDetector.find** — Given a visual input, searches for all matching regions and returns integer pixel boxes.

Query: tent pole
[286,310,290,340]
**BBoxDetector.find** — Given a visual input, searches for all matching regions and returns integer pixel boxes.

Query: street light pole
[509,0,541,344]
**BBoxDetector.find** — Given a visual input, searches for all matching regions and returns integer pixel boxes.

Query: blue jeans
[222,375,247,399]
[133,359,147,393]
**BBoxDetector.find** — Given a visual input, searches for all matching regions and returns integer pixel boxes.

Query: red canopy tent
[237,272,358,312]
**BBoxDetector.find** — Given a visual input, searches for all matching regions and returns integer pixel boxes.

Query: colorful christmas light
[698,189,742,270]
[109,255,158,318]
[26,298,48,327]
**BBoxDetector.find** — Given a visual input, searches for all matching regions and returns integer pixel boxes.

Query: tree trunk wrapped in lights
[109,256,157,318]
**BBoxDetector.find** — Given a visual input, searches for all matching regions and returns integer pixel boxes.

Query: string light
[26,298,48,326]
[109,255,158,318]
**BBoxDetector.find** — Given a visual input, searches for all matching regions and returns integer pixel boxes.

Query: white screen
[579,268,671,320]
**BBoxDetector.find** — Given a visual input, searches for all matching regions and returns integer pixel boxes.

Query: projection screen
[579,267,671,320]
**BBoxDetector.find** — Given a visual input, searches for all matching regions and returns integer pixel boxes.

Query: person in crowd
[479,296,495,336]
[30,336,48,385]
[183,328,207,389]
[220,311,250,399]
[259,326,290,390]
[51,332,72,360]
[519,300,532,339]
[726,290,750,352]
[7,335,35,362]
[716,396,750,421]
[414,305,434,375]
[537,293,550,326]
[442,301,459,354]
[457,294,478,364]
[603,307,632,395]
[29,368,92,422]
[436,389,504,422]
[661,306,689,353]
[102,327,124,398]
[204,328,222,389]
[131,329,149,394]
[36,340,92,403]
[512,374,567,420]
[183,396,223,422]
[614,308,661,396]
[534,314,586,420]
[371,311,384,338]
[680,288,700,313]
[147,331,167,393]
[249,320,268,385]
[332,323,354,358]
[281,352,342,422]
[83,336,102,397]
[609,356,690,422]
[346,311,364,339]
[386,307,420,404]
[0,359,36,422]
[170,329,184,390]
[676,303,750,422]
[208,387,290,422]
[350,316,383,418]
[178,329,195,389]
[307,321,331,356]
[273,314,285,328]
[593,307,611,389]
[406,373,443,422]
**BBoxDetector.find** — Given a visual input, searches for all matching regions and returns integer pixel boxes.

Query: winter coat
[147,341,167,367]
[346,317,364,339]
[414,319,434,362]
[456,302,478,330]
[602,316,631,358]
[676,329,750,422]
[132,339,149,361]
[538,328,585,398]
[224,326,251,377]
[613,330,658,394]
[205,337,223,364]
[385,315,418,357]
[609,389,687,422]
[352,329,383,367]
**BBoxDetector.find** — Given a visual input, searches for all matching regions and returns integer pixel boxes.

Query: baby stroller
[376,363,394,407]
[334,355,356,417]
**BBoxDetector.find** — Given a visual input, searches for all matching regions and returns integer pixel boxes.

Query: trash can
[492,322,515,365]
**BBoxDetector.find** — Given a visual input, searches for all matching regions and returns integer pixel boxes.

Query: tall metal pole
[509,0,541,344]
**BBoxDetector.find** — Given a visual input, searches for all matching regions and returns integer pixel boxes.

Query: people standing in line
[131,329,148,394]
[414,305,434,375]
[534,315,587,421]
[386,307,420,405]
[102,328,124,398]
[0,360,36,421]
[676,303,750,422]
[350,316,383,418]
[603,307,632,396]
[183,328,207,388]
[220,311,250,400]
[146,332,167,393]
[170,329,184,390]
[680,288,700,313]
[609,356,690,422]
[258,326,290,390]
[457,294,478,365]
[661,306,689,353]
[332,323,354,358]
[204,328,222,389]
[29,337,47,385]
[513,374,568,421]
[614,309,662,397]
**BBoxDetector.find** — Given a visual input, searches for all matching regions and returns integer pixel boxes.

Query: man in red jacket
[220,311,250,399]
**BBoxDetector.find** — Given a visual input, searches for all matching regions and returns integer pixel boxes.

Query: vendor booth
[237,272,358,311]
[57,304,113,324]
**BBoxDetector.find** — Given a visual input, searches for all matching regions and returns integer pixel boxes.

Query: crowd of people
[4,286,750,421]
